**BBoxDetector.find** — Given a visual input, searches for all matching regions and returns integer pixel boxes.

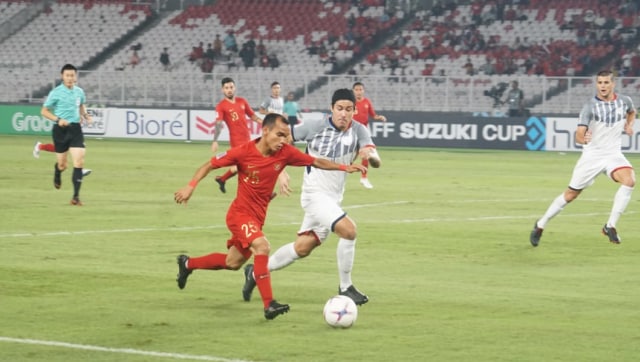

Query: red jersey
[353,97,376,126]
[215,96,257,147]
[210,139,315,224]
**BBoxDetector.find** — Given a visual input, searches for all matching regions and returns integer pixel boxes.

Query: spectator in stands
[213,34,223,58]
[256,39,266,57]
[505,81,524,117]
[159,47,170,71]
[268,53,280,70]
[239,43,256,70]
[205,43,215,61]
[421,63,435,76]
[478,57,495,75]
[130,50,140,68]
[463,57,475,76]
[306,41,319,56]
[188,47,200,64]
[194,42,204,59]
[224,31,238,52]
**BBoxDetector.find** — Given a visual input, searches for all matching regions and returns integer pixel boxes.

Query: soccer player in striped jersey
[174,113,366,320]
[530,70,636,246]
[259,81,284,116]
[352,82,386,189]
[242,88,381,305]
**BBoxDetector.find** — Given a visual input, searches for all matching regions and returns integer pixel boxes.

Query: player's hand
[83,114,93,125]
[277,171,292,196]
[211,141,219,153]
[379,115,387,122]
[624,124,633,136]
[174,187,194,204]
[57,119,69,127]
[345,164,367,174]
[584,130,593,144]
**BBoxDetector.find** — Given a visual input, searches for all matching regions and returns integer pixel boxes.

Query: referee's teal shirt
[43,84,86,123]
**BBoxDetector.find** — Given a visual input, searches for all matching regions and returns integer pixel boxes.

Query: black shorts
[52,123,85,153]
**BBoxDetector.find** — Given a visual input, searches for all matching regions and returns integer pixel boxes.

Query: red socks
[187,253,228,270]
[41,143,55,152]
[219,169,237,182]
[361,158,369,178]
[253,254,273,309]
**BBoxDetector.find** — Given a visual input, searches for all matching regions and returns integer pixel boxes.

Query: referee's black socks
[72,167,83,198]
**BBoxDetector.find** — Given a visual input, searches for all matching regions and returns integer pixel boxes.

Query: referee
[41,64,93,206]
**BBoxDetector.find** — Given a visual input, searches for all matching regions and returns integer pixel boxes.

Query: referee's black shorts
[52,123,85,153]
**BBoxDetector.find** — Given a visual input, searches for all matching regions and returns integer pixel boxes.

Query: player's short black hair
[332,88,355,106]
[60,64,77,74]
[352,81,364,89]
[221,77,234,86]
[271,81,280,88]
[263,113,289,128]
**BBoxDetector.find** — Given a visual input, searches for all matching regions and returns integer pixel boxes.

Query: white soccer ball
[323,295,358,328]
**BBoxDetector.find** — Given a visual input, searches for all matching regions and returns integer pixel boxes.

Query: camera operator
[505,81,524,117]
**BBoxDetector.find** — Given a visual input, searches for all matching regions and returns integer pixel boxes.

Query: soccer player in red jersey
[210,77,263,193]
[174,113,366,320]
[352,82,386,189]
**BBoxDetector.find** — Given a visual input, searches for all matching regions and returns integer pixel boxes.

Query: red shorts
[226,212,265,260]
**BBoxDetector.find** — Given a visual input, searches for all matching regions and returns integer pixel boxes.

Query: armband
[54,117,60,123]
[339,164,348,171]
[188,179,198,188]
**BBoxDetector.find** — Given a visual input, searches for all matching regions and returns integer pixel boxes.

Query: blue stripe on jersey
[591,96,626,126]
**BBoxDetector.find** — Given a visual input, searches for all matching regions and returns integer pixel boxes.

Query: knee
[294,242,315,258]
[226,260,243,270]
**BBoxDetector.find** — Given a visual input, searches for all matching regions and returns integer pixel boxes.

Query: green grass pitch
[1,134,639,362]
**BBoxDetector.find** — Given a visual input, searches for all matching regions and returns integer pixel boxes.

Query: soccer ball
[323,295,358,328]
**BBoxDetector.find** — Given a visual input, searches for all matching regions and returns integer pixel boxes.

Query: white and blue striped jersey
[260,96,284,115]
[292,116,375,199]
[579,94,635,154]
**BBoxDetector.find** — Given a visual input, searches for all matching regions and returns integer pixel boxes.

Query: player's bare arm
[174,161,216,204]
[374,114,387,122]
[624,109,636,135]
[211,121,224,152]
[276,171,292,196]
[251,114,263,124]
[575,125,590,145]
[312,158,367,174]
[41,107,69,127]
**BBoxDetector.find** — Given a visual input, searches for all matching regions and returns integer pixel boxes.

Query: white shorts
[568,152,633,190]
[298,193,346,242]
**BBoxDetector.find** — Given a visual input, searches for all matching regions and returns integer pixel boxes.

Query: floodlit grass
[1,134,639,362]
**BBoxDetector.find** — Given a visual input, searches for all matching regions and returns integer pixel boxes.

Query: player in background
[352,82,386,189]
[40,64,93,205]
[211,77,263,193]
[174,113,366,319]
[33,141,92,176]
[283,91,303,125]
[259,81,284,116]
[530,70,636,246]
[242,88,381,306]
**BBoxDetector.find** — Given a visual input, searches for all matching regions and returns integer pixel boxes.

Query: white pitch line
[0,336,253,362]
[0,199,630,239]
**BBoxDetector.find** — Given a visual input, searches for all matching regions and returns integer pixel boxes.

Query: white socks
[607,185,634,227]
[337,238,356,291]
[268,242,299,271]
[538,193,568,229]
